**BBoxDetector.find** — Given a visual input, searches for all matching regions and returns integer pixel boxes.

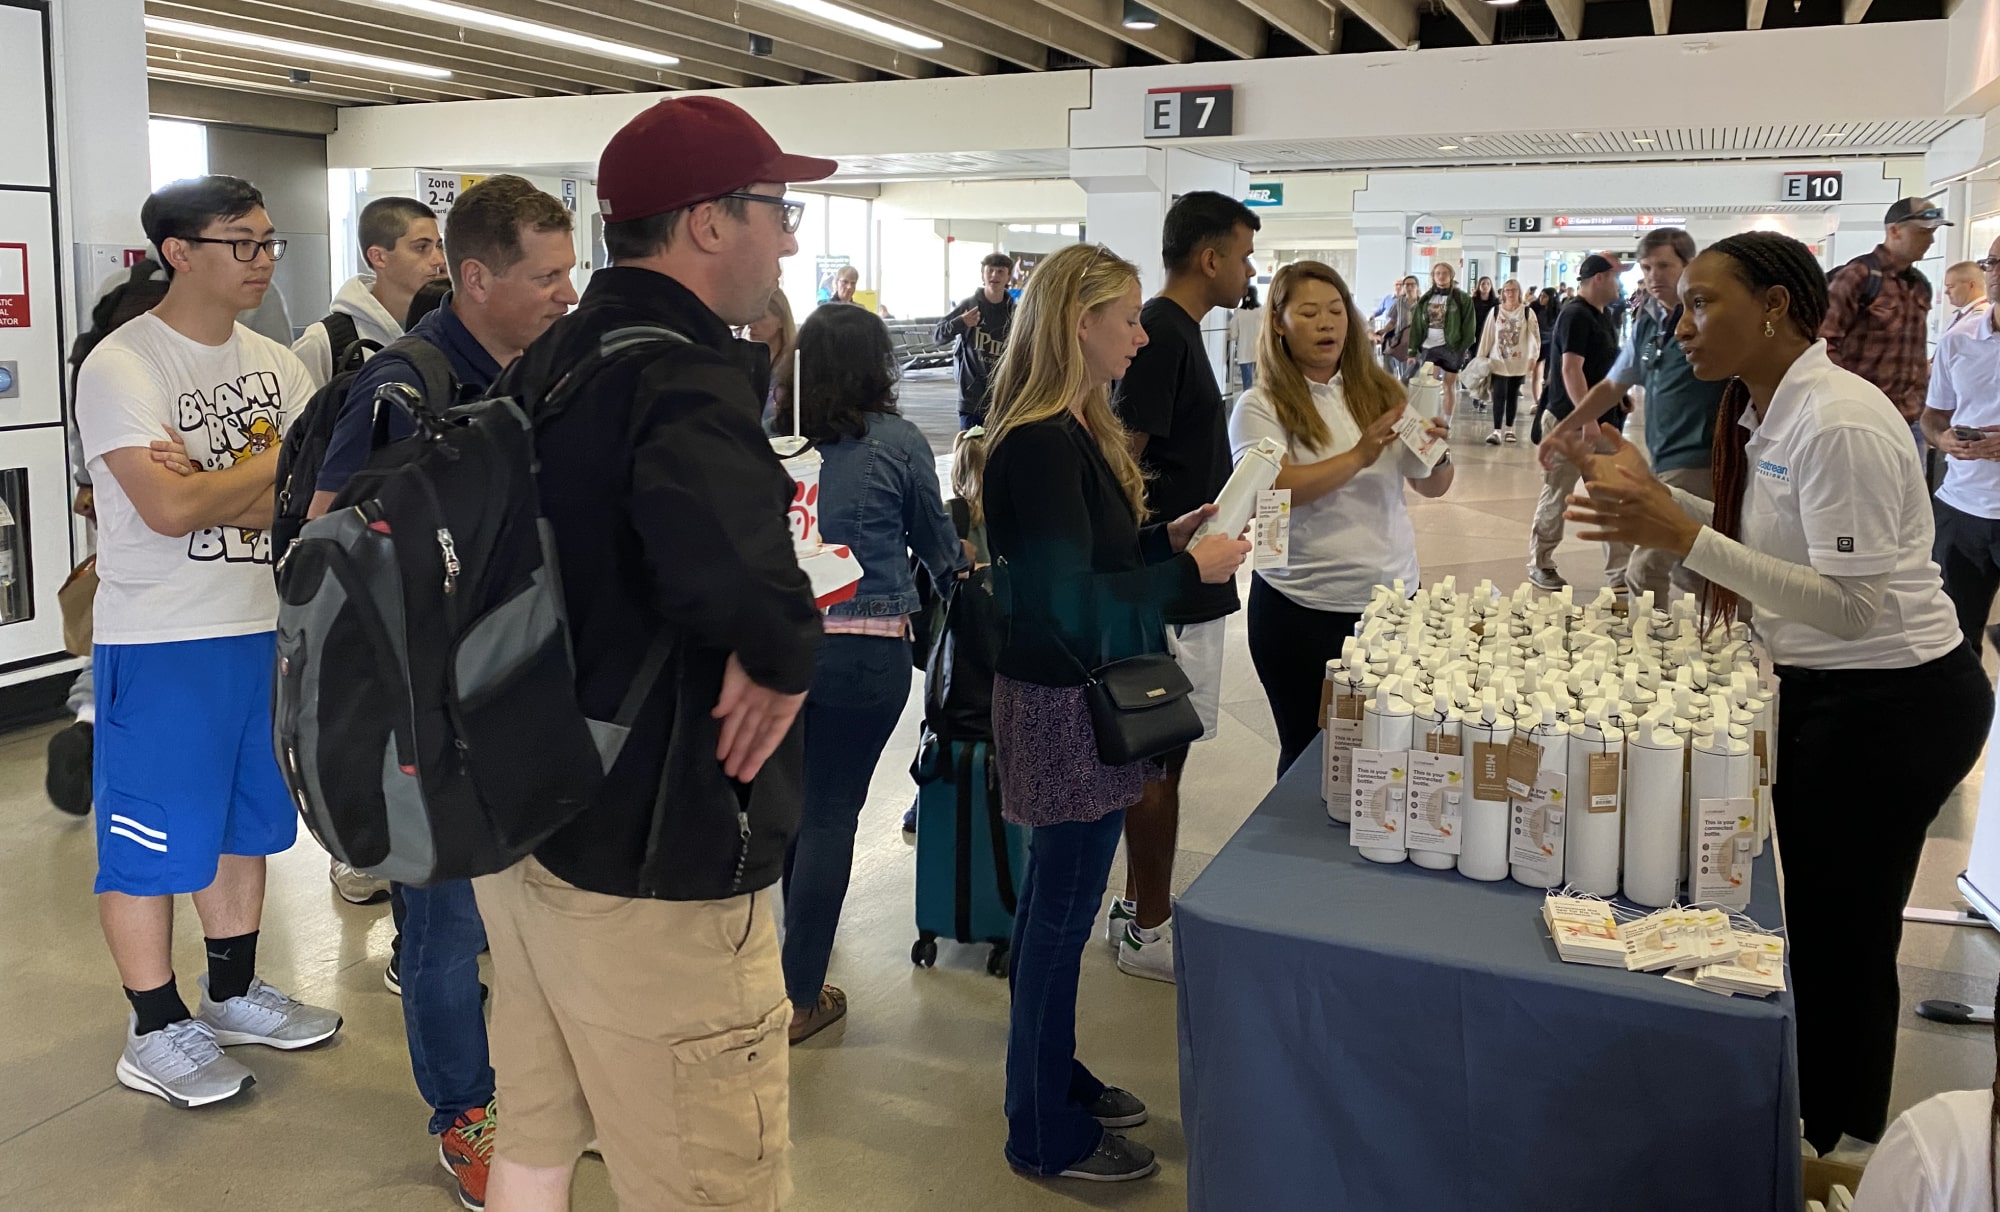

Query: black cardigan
[984,413,1199,687]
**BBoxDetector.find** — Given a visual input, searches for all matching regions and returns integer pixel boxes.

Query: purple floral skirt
[992,674,1164,828]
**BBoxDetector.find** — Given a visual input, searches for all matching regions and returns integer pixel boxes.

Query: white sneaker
[329,859,391,906]
[1116,918,1176,984]
[115,1015,255,1108]
[1104,897,1136,948]
[1484,431,1502,446]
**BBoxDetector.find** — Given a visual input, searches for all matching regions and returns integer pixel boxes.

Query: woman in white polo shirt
[1231,260,1454,776]
[1552,231,1993,1162]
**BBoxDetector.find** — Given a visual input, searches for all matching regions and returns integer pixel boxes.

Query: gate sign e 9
[1144,86,1234,139]
[1781,171,1843,203]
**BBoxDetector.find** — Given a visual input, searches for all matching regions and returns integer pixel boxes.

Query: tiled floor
[0,392,1993,1210]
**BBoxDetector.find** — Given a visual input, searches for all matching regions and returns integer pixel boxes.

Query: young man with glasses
[473,96,828,1211]
[73,175,340,1110]
[1823,198,1950,457]
[1925,240,2000,660]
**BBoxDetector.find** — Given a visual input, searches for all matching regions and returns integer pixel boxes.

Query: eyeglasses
[717,193,805,235]
[1979,258,2000,272]
[180,236,288,262]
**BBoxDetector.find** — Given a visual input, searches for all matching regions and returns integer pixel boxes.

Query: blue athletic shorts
[93,632,297,897]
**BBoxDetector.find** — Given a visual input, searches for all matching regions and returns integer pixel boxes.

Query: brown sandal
[789,985,847,1045]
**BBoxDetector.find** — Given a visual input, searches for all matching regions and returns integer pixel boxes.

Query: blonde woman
[745,286,795,425]
[982,243,1247,1184]
[1231,261,1454,774]
[1475,278,1541,444]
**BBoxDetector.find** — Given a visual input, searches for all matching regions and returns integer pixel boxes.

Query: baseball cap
[1578,254,1617,281]
[1884,198,1951,228]
[596,96,837,223]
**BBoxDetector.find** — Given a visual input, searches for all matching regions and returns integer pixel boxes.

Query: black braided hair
[1700,232,1831,631]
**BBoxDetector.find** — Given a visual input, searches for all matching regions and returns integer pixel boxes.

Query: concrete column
[1354,212,1408,312]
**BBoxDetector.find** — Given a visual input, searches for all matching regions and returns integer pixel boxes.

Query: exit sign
[1781,171,1843,202]
[1144,86,1233,139]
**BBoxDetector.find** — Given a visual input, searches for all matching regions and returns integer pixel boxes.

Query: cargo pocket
[450,577,602,851]
[670,1002,791,1206]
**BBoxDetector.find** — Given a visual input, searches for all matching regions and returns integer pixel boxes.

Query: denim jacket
[818,412,967,619]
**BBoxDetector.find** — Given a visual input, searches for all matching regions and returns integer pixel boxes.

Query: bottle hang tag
[1472,741,1510,803]
[1251,489,1291,571]
[1348,748,1405,850]
[1405,749,1465,856]
[1506,735,1544,799]
[1587,751,1622,811]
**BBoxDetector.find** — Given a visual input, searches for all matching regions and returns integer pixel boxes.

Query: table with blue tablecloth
[1175,734,1799,1212]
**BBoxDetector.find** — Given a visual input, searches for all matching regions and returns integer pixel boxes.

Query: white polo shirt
[1737,341,1961,669]
[1928,311,2000,520]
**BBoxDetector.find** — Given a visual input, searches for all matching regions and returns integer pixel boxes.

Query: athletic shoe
[1483,431,1501,446]
[1057,1133,1159,1183]
[1503,431,1519,444]
[1116,918,1176,984]
[195,975,343,1049]
[1087,1086,1148,1128]
[115,1014,254,1108]
[330,859,391,906]
[384,951,402,996]
[1526,567,1567,591]
[44,720,92,816]
[901,802,917,835]
[439,1099,497,1210]
[1104,896,1136,947]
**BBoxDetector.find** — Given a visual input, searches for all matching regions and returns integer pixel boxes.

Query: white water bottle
[1357,681,1415,864]
[1622,708,1686,907]
[1563,710,1626,897]
[1511,699,1573,889]
[1459,701,1514,881]
[1410,694,1464,871]
[1192,436,1284,544]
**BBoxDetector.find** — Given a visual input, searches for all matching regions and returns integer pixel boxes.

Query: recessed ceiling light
[1122,0,1161,28]
[1437,144,1459,151]
[1820,130,1848,139]
[1632,137,1655,144]
[366,0,677,66]
[145,15,453,78]
[761,0,944,50]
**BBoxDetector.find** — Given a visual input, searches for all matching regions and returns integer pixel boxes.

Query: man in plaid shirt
[1820,197,1951,456]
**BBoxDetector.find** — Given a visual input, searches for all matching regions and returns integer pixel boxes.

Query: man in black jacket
[472,95,830,1212]
[934,251,1016,428]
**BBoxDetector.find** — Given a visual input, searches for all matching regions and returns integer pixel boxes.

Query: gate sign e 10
[1781,171,1843,203]
[1144,86,1234,139]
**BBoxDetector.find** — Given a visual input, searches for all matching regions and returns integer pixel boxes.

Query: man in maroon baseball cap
[475,95,834,1211]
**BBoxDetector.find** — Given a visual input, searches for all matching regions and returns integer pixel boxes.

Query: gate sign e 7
[1780,171,1842,203]
[1144,86,1234,139]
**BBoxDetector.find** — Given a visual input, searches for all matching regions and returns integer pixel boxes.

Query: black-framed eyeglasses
[716,192,805,235]
[181,236,288,263]
[1979,258,2000,272]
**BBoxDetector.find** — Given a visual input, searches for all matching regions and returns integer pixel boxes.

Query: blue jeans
[1003,810,1125,1175]
[1237,362,1253,391]
[394,878,493,1134]
[958,412,982,432]
[781,634,913,1007]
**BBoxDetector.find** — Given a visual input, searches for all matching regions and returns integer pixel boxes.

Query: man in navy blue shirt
[308,174,577,1212]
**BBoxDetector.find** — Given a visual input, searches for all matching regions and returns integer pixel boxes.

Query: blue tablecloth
[1175,735,1799,1212]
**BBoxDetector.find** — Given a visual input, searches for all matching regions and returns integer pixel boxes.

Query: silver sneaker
[330,859,391,906]
[116,1015,255,1108]
[196,975,343,1050]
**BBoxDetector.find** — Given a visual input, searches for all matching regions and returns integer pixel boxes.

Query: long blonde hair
[1255,261,1406,451]
[983,243,1147,517]
[952,427,988,530]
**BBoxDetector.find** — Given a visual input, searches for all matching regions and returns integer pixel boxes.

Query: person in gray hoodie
[290,196,446,387]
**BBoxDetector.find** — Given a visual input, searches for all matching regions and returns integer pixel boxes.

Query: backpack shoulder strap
[384,333,458,407]
[322,311,359,357]
[534,325,692,427]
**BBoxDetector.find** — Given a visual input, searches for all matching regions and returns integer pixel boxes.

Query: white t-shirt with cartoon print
[77,313,313,645]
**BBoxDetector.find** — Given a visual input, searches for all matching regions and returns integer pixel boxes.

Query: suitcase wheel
[912,933,938,969]
[987,941,1010,978]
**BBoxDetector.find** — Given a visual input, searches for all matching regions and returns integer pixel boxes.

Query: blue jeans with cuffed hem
[397,877,494,1135]
[1002,810,1123,1174]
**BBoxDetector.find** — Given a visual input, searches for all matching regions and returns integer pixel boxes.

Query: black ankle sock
[125,980,191,1036]
[204,930,259,1003]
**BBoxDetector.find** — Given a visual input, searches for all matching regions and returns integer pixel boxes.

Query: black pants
[1247,574,1360,777]
[1492,374,1524,428]
[1773,644,1992,1151]
[1931,498,2000,659]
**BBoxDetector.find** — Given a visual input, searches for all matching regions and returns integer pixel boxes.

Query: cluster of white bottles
[1320,577,1774,907]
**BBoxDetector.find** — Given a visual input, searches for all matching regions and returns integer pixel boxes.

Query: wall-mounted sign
[1505,217,1544,234]
[560,179,578,213]
[1245,182,1284,207]
[1144,85,1233,139]
[0,243,28,327]
[416,171,490,219]
[1551,214,1686,231]
[1781,171,1842,203]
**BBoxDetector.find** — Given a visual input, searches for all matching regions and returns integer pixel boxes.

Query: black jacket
[932,291,1014,420]
[493,267,822,901]
[984,414,1196,686]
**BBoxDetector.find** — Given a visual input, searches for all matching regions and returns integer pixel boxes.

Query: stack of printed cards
[1543,894,1627,967]
[1690,932,1787,997]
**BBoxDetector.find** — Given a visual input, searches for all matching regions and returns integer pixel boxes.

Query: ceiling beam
[146,45,483,102]
[149,61,401,105]
[1841,0,1872,20]
[1026,0,1194,61]
[1649,0,1670,32]
[1340,0,1416,47]
[1240,0,1336,51]
[1746,0,1767,27]
[643,0,934,77]
[1546,0,1584,37]
[150,77,340,131]
[520,0,866,80]
[931,0,1124,65]
[1142,0,1265,56]
[746,0,1024,71]
[1436,0,1495,44]
[153,0,703,92]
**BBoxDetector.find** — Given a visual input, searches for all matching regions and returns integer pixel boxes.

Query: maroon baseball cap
[596,96,837,223]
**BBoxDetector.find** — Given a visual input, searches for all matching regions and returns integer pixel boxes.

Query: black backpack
[70,259,169,376]
[1840,251,1932,311]
[320,311,382,379]
[273,326,685,886]
[271,334,454,573]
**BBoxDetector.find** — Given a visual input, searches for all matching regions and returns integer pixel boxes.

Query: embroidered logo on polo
[1755,459,1790,483]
